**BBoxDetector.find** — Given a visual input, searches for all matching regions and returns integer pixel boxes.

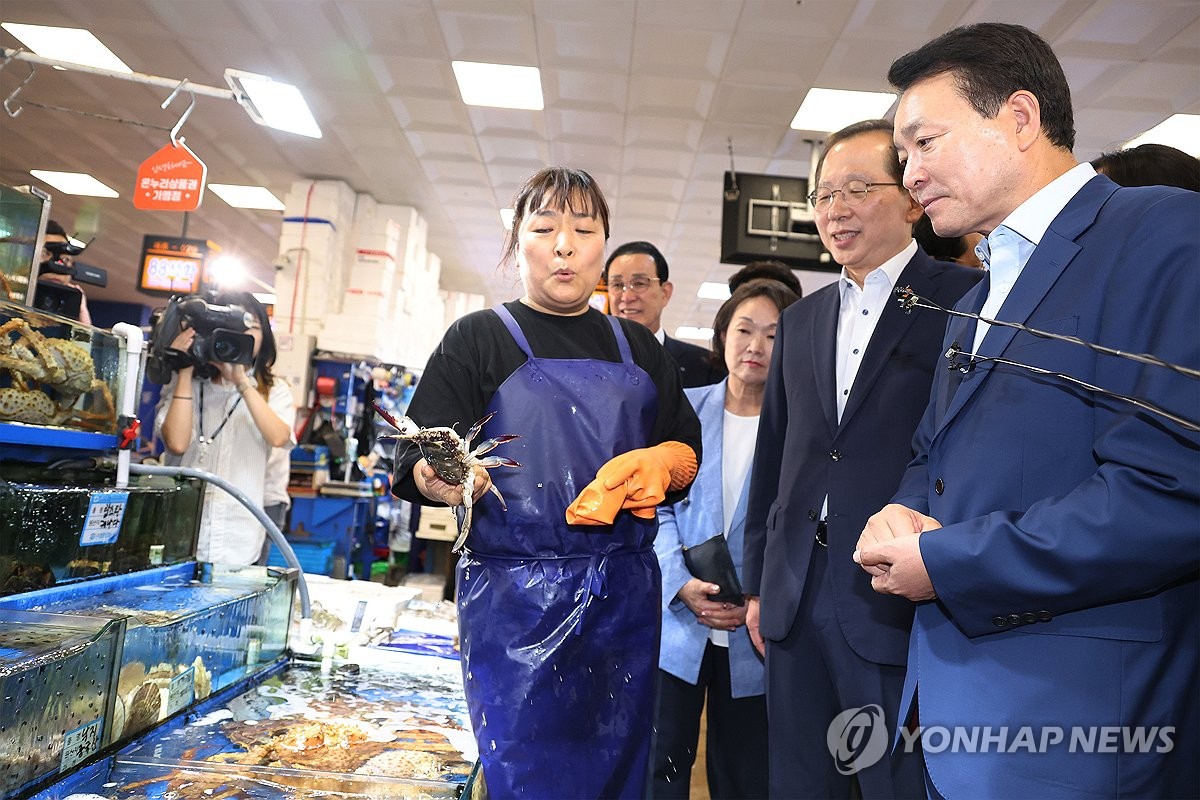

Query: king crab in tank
[0,318,115,429]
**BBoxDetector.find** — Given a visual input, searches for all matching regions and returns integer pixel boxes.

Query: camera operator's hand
[215,361,248,385]
[170,327,195,354]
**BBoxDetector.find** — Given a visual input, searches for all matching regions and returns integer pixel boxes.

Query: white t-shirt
[156,377,296,565]
[711,410,759,648]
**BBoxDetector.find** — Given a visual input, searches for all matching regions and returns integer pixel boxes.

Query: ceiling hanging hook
[724,137,740,201]
[4,60,37,118]
[162,78,196,146]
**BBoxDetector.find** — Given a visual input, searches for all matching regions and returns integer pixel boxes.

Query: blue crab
[374,403,521,552]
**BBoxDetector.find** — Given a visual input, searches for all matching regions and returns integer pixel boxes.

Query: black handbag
[681,534,745,605]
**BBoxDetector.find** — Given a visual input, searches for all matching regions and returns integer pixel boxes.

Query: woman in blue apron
[392,167,702,798]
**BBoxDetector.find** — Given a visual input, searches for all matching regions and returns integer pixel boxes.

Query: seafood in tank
[0,300,122,433]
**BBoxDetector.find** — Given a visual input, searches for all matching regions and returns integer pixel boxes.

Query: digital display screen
[139,235,207,295]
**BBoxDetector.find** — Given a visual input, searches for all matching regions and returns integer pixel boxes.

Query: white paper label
[80,491,129,546]
[60,717,104,771]
[166,666,195,716]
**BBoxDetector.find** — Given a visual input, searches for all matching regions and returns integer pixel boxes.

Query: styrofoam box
[292,574,421,640]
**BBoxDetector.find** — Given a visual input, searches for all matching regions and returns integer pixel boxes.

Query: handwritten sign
[80,491,129,546]
[134,141,207,211]
[60,717,103,771]
[166,666,195,716]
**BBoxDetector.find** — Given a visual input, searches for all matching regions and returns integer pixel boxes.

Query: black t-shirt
[391,300,702,505]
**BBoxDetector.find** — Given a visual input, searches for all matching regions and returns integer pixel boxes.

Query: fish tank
[0,184,50,308]
[9,563,296,747]
[0,609,123,798]
[97,653,481,799]
[0,298,125,436]
[0,463,203,596]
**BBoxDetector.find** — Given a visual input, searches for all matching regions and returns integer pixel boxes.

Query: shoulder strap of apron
[606,315,636,366]
[493,304,533,357]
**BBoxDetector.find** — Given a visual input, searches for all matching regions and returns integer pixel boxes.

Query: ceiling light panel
[1124,114,1200,157]
[208,184,286,210]
[30,170,119,197]
[452,61,544,110]
[790,88,896,133]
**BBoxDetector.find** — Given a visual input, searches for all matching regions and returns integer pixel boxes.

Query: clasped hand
[678,578,745,632]
[853,503,941,602]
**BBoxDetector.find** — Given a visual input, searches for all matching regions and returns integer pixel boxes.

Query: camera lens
[212,336,240,361]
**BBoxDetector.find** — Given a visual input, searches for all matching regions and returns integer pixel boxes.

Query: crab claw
[472,434,520,457]
[475,456,521,469]
[464,411,498,445]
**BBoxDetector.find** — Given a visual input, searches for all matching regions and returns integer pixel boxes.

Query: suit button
[1023,612,1038,624]
[829,450,842,461]
[992,616,1008,628]
[1037,610,1053,622]
[934,478,945,495]
[1009,614,1023,626]
[808,509,818,521]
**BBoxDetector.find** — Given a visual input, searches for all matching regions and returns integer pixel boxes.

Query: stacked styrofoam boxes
[274,180,357,337]
[318,202,429,360]
[441,290,487,330]
[272,332,316,409]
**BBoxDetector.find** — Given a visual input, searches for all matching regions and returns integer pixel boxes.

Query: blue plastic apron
[457,305,661,799]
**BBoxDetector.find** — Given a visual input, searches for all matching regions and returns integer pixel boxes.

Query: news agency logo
[826,705,1177,772]
[826,704,889,775]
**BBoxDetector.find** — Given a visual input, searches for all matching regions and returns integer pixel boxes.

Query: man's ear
[661,280,674,303]
[904,194,924,225]
[1008,90,1042,152]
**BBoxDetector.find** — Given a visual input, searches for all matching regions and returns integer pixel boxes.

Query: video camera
[146,294,257,385]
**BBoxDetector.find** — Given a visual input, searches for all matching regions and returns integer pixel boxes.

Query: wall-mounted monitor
[139,235,208,296]
[720,171,835,272]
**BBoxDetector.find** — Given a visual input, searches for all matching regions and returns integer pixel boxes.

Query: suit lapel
[934,177,1112,438]
[811,288,840,436]
[838,254,929,430]
[693,382,727,527]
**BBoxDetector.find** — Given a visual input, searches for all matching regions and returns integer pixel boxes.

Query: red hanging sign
[133,141,207,211]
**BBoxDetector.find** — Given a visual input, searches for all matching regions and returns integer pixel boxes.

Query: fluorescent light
[790,88,896,133]
[499,208,515,229]
[675,326,714,341]
[452,61,544,110]
[2,23,132,73]
[209,184,285,210]
[697,282,731,301]
[224,68,322,138]
[1124,114,1200,157]
[30,170,118,197]
[252,292,277,306]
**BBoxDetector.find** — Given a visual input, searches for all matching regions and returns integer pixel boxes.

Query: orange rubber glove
[565,441,699,526]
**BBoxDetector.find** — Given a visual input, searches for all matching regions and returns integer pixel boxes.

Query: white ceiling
[2,0,1198,337]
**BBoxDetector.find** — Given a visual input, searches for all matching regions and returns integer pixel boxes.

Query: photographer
[38,220,91,325]
[155,291,295,565]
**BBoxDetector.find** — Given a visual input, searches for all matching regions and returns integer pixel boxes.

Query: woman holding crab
[392,166,702,799]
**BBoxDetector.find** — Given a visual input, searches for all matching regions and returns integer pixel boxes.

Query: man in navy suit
[742,119,980,798]
[605,241,726,388]
[857,23,1199,798]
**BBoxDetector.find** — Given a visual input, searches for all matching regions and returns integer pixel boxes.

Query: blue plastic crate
[267,540,335,576]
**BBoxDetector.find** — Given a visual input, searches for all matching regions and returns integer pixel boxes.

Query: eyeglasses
[808,180,902,211]
[607,277,662,294]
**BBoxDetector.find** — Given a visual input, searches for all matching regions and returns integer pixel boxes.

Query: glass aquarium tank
[0,184,50,308]
[15,564,296,746]
[0,298,125,435]
[0,463,203,595]
[0,609,123,798]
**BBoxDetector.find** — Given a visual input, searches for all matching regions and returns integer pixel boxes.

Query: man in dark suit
[857,23,1199,798]
[742,119,980,798]
[605,241,725,388]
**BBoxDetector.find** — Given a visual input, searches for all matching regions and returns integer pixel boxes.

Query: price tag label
[80,491,129,546]
[60,717,103,771]
[166,666,195,715]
